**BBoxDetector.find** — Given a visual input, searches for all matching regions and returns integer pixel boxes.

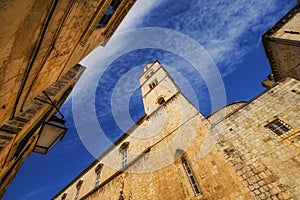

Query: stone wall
[263,4,300,81]
[53,77,300,200]
[0,64,85,197]
[265,41,300,81]
[0,0,137,196]
[207,101,247,125]
[213,78,300,199]
[52,92,252,200]
[0,0,136,126]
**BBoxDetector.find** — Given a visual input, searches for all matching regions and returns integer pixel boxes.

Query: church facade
[52,4,300,200]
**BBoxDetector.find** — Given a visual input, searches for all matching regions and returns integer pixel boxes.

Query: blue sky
[4,0,297,199]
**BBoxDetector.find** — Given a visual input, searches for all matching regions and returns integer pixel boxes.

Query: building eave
[51,113,147,200]
[262,4,300,81]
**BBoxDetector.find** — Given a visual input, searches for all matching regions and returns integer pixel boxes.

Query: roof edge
[262,4,300,81]
[51,113,147,199]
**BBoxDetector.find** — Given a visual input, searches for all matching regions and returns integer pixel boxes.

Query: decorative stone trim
[95,163,104,173]
[119,142,129,152]
[76,180,83,189]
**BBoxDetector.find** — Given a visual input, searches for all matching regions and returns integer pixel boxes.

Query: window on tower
[145,69,154,79]
[157,97,165,105]
[149,79,158,90]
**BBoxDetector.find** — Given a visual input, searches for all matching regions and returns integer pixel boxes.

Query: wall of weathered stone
[213,78,300,199]
[207,101,247,125]
[266,41,300,81]
[52,75,300,200]
[0,64,85,196]
[0,0,53,126]
[52,83,253,200]
[52,92,203,199]
[0,0,136,126]
[263,4,300,81]
[0,0,137,197]
[73,93,253,200]
[272,12,300,40]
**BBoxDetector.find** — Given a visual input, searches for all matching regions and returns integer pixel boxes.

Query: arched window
[74,180,83,200]
[175,149,201,196]
[157,97,165,105]
[149,79,158,90]
[61,193,67,200]
[145,69,154,79]
[95,163,104,187]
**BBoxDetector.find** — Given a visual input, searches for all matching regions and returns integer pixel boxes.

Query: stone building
[52,3,300,200]
[0,0,136,197]
[262,3,300,84]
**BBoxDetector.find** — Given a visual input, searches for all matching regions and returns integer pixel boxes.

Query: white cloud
[117,0,161,32]
[178,0,294,75]
[73,0,296,145]
[80,0,162,68]
[76,0,295,114]
[80,0,295,83]
[20,186,53,200]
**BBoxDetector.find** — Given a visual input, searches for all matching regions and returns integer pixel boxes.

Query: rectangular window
[265,118,292,136]
[95,172,101,187]
[182,158,201,195]
[97,0,123,28]
[74,181,83,200]
[121,150,127,168]
[94,163,103,187]
[74,189,80,200]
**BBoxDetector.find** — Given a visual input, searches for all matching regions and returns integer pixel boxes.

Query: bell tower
[139,61,180,114]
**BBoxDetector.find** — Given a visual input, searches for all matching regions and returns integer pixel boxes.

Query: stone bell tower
[139,61,180,114]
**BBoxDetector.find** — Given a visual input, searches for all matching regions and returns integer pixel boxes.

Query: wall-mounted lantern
[33,91,67,154]
[33,115,67,154]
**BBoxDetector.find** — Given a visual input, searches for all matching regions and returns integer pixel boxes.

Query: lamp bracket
[35,91,65,119]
